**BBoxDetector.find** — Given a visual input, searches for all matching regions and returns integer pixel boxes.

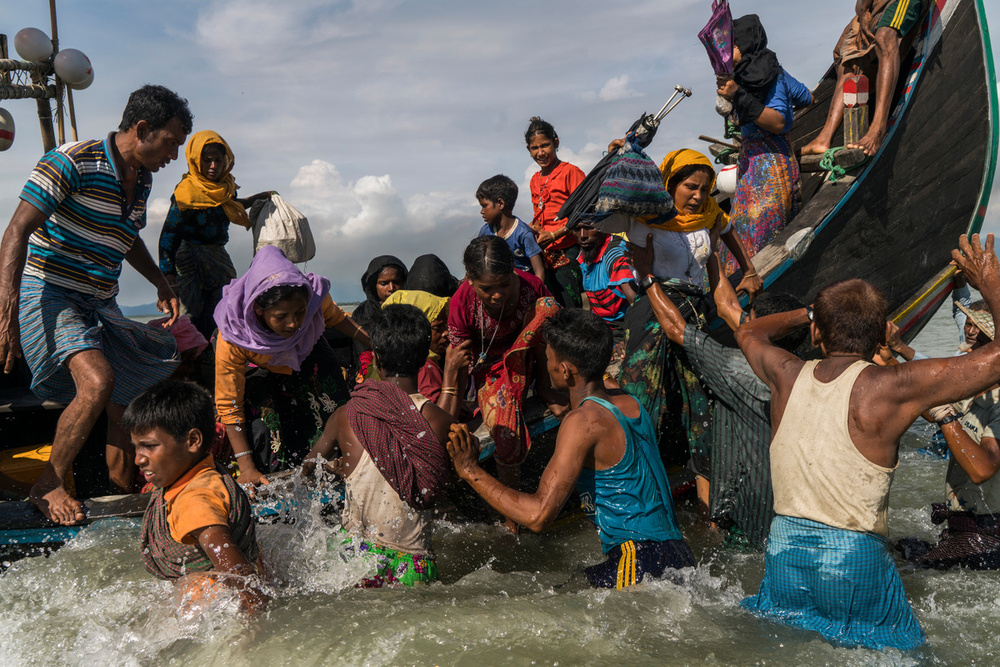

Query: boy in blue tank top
[446,308,694,588]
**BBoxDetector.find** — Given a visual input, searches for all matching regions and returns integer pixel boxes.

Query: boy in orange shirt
[122,379,267,612]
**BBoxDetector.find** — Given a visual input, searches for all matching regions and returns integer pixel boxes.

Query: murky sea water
[3,303,999,666]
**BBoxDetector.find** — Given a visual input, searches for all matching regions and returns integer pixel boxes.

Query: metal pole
[50,0,65,145]
[67,87,77,141]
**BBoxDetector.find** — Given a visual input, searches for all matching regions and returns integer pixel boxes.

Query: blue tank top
[575,396,683,552]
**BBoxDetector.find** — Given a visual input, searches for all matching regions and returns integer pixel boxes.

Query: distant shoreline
[124,301,360,321]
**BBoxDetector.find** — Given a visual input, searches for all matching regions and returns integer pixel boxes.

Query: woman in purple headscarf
[214,246,370,484]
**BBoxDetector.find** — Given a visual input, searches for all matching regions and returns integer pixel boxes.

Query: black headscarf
[731,14,782,125]
[352,255,408,330]
[404,254,459,298]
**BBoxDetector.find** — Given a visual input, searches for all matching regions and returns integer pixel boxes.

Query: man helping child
[446,308,693,589]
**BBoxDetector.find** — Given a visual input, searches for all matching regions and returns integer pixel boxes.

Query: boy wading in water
[305,304,453,587]
[123,380,267,613]
[447,308,693,589]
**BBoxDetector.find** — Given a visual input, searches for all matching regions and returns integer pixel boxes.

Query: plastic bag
[249,193,316,263]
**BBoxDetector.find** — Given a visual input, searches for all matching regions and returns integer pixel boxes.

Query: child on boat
[446,308,694,588]
[476,174,545,282]
[525,117,586,307]
[122,380,267,612]
[304,304,454,587]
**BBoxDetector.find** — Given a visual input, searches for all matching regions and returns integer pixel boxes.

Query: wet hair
[371,304,430,377]
[524,116,558,145]
[476,174,518,209]
[121,380,215,452]
[750,291,807,352]
[666,163,715,197]
[543,308,614,383]
[463,235,515,281]
[255,284,310,311]
[118,84,193,134]
[813,278,887,358]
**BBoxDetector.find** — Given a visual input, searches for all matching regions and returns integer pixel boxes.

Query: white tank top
[342,393,434,556]
[770,360,896,537]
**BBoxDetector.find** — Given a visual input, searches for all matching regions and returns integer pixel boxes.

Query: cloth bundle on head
[595,142,676,219]
[382,290,450,361]
[344,381,449,509]
[173,130,250,229]
[213,245,330,371]
[731,15,781,126]
[649,149,729,233]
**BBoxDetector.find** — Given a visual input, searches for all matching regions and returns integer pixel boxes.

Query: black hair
[666,163,714,196]
[463,235,515,281]
[814,279,888,358]
[524,116,558,145]
[121,380,216,452]
[969,299,989,312]
[371,304,431,377]
[118,84,193,134]
[475,174,518,209]
[751,291,807,352]
[255,284,310,311]
[543,308,614,383]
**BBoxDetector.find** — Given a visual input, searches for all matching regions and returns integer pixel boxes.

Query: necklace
[477,299,504,366]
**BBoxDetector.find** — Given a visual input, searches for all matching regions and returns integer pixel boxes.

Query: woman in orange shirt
[214,246,369,484]
[525,117,585,308]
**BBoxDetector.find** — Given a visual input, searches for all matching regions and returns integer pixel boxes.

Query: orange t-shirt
[165,455,230,544]
[215,294,347,425]
[530,160,585,251]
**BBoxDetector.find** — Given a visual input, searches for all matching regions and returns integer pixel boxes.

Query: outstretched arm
[446,418,589,533]
[193,524,268,614]
[626,234,688,345]
[720,226,762,301]
[735,308,810,391]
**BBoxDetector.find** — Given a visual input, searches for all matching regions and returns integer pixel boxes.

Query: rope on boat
[819,147,869,182]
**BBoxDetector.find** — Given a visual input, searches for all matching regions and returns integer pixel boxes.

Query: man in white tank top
[734,234,1000,651]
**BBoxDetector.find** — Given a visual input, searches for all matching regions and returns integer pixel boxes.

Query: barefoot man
[801,0,929,157]
[735,234,1000,650]
[0,85,192,524]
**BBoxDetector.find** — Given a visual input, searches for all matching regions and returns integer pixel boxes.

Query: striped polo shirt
[20,132,152,299]
[578,235,634,323]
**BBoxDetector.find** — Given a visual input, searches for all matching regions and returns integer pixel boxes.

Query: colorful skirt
[337,532,438,588]
[617,282,713,476]
[742,515,925,651]
[723,133,800,275]
[244,337,350,473]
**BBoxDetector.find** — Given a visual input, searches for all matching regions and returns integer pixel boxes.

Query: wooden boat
[1,0,993,559]
[745,0,997,341]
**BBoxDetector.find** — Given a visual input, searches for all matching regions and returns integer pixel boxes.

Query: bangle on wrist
[440,386,458,396]
[234,450,253,459]
[938,413,963,426]
[805,305,814,321]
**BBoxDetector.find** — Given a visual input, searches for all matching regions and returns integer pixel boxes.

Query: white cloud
[599,75,643,102]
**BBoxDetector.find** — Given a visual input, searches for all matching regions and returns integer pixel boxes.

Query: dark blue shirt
[158,196,233,275]
[741,69,812,139]
[477,217,542,273]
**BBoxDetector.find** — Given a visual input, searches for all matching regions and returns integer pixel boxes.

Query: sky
[2,0,999,306]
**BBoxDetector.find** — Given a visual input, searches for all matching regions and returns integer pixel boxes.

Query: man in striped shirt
[574,224,637,338]
[0,85,192,525]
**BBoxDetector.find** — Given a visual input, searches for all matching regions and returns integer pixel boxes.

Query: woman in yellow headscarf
[382,290,471,420]
[624,148,760,298]
[157,130,273,339]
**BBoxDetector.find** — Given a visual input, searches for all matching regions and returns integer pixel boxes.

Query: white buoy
[14,27,53,62]
[67,69,94,91]
[0,108,15,151]
[53,49,92,85]
[715,164,738,199]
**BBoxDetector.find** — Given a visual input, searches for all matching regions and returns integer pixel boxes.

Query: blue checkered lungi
[18,275,179,405]
[741,515,925,651]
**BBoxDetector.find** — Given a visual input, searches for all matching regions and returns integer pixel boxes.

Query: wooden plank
[798,148,868,173]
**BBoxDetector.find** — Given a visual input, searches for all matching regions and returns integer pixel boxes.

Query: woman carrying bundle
[159,130,272,339]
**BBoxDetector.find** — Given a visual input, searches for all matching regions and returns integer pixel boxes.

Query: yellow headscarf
[382,289,451,361]
[172,130,251,229]
[645,149,728,233]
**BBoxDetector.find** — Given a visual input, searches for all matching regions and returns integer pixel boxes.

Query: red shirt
[530,161,585,251]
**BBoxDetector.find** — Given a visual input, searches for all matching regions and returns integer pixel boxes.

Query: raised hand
[952,233,999,293]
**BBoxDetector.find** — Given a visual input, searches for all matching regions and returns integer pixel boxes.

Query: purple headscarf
[214,245,331,371]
